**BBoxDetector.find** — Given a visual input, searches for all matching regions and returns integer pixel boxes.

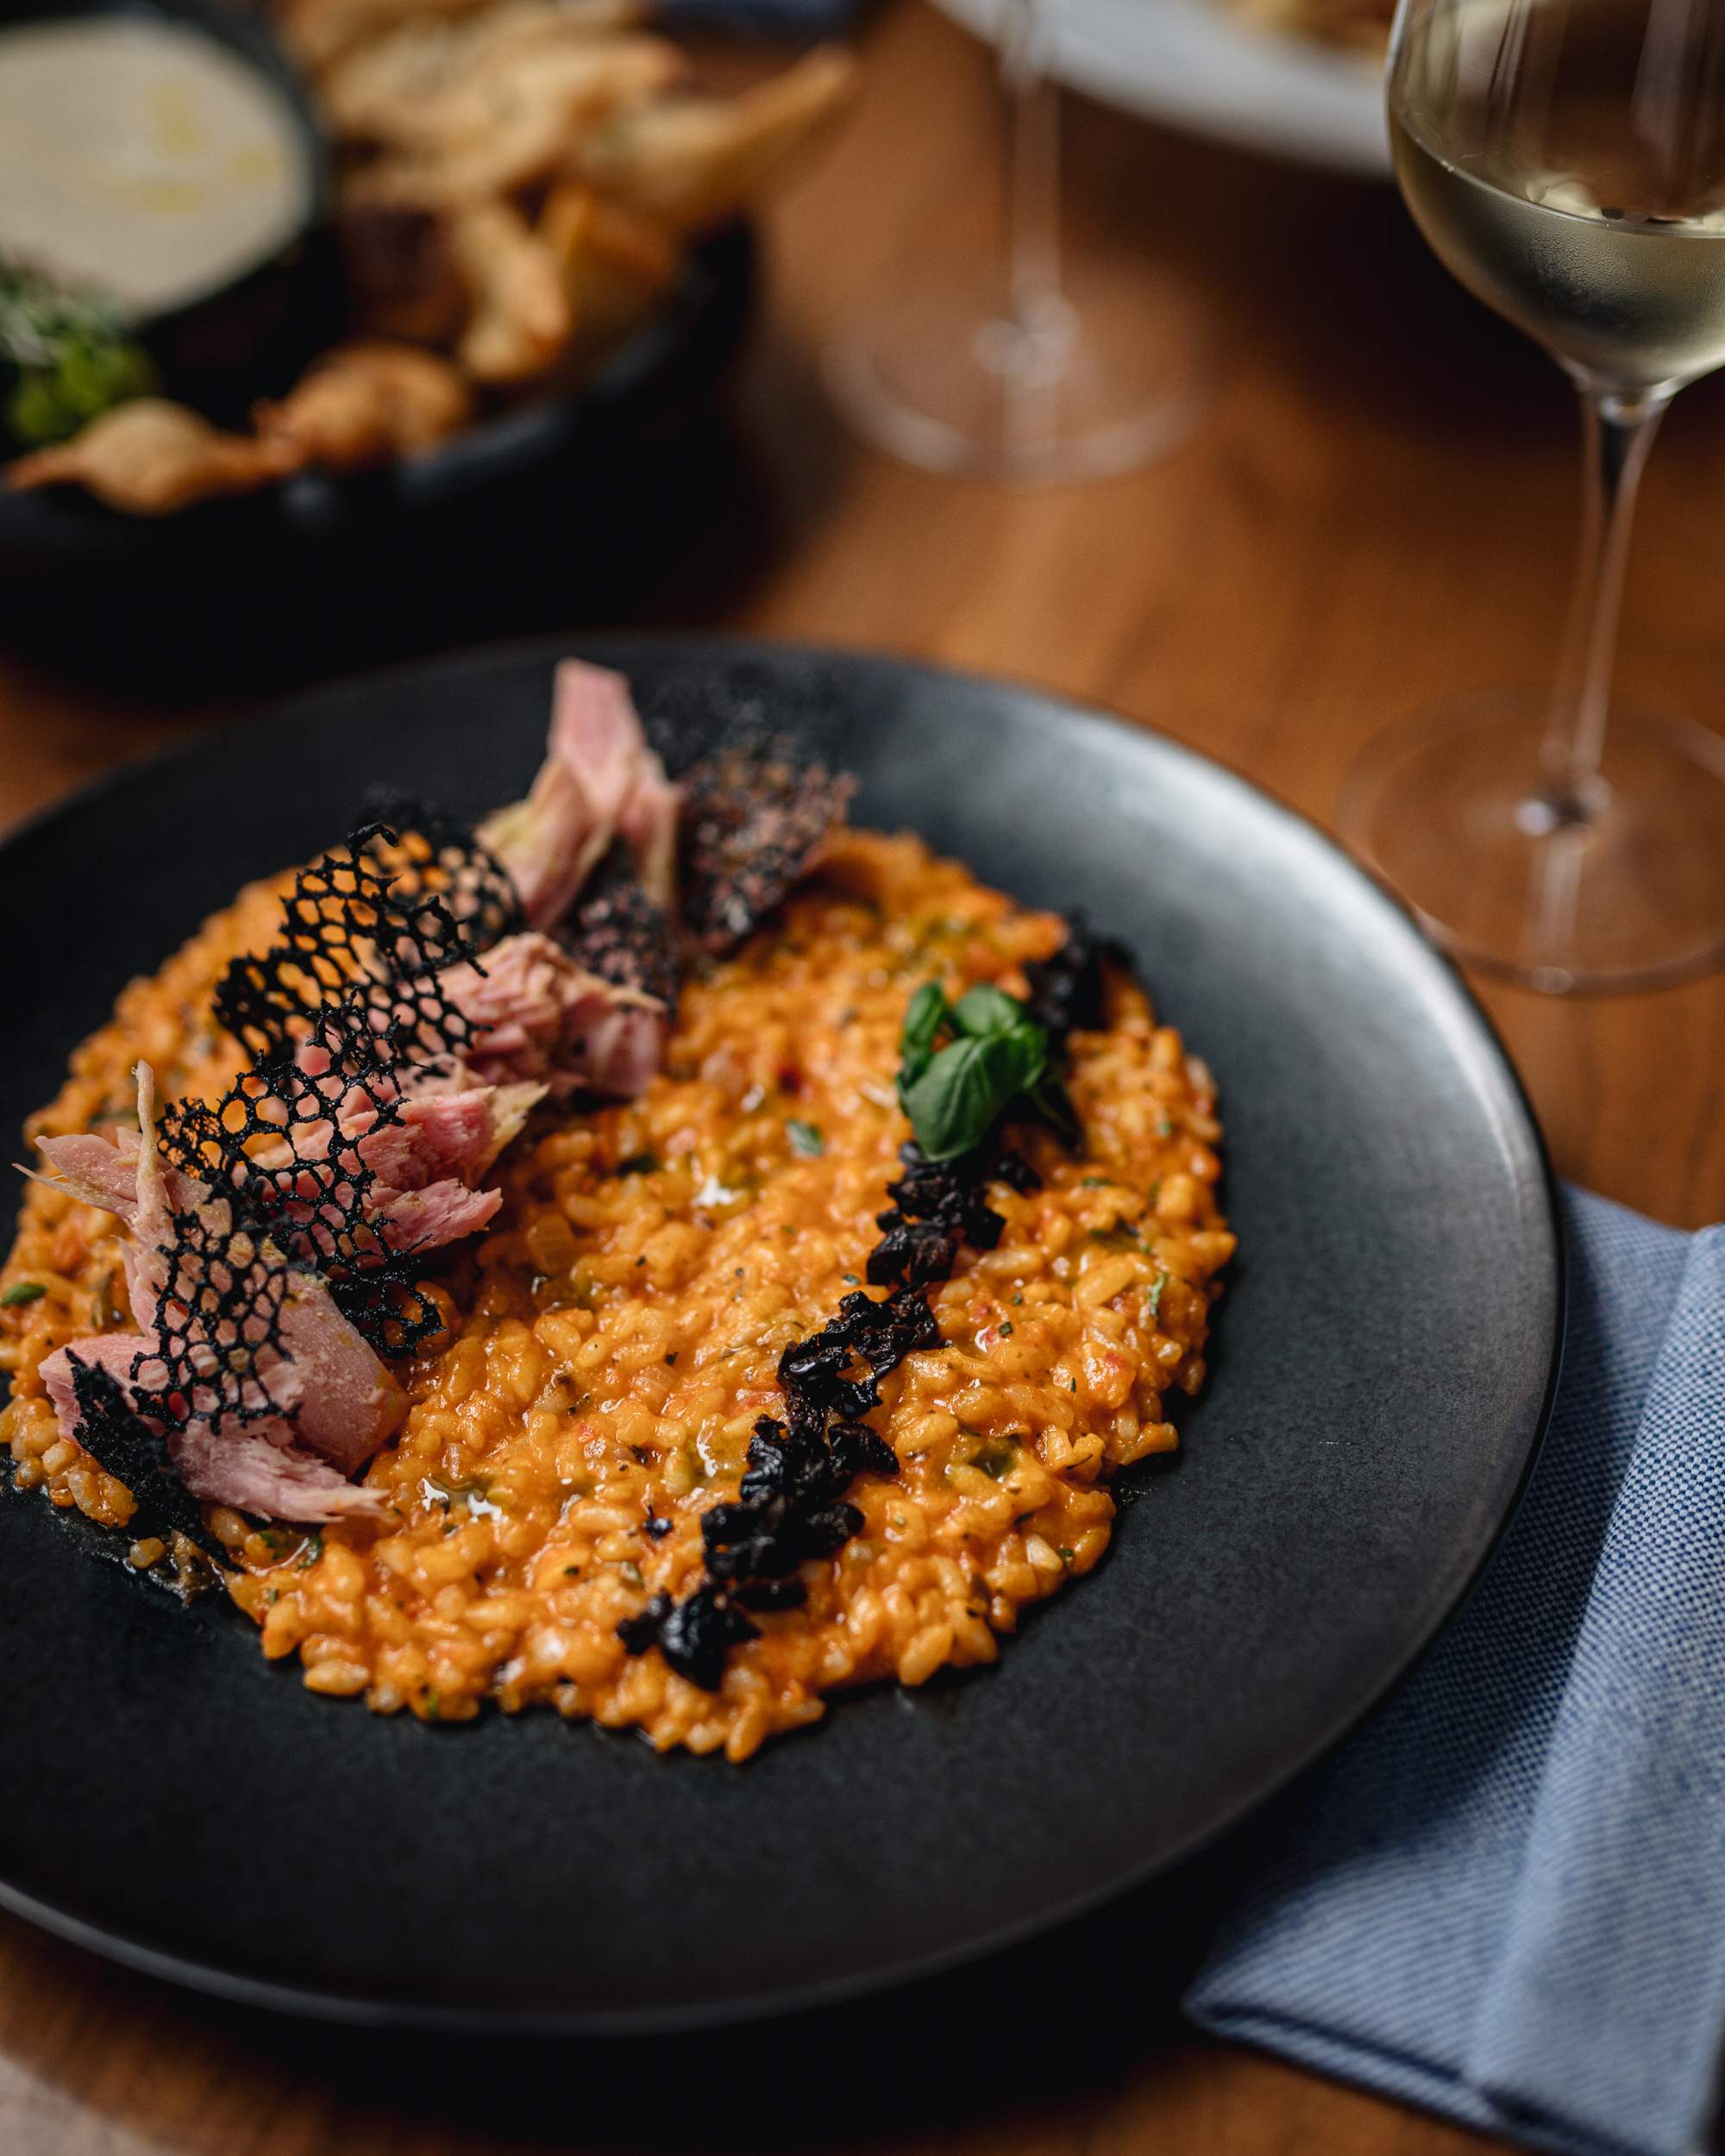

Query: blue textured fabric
[1187,1188,1725,2156]
[658,0,858,33]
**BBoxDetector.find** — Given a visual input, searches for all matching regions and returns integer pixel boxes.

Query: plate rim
[930,0,1392,179]
[0,633,1565,2031]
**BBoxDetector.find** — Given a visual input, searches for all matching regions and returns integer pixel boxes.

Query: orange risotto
[0,829,1233,1759]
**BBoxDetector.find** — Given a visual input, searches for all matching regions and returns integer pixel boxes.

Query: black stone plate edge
[0,632,1567,2034]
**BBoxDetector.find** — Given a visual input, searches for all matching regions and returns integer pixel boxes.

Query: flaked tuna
[34,1066,402,1518]
[436,931,665,1098]
[165,1421,389,1522]
[479,659,681,927]
[251,1065,543,1258]
[41,1346,388,1523]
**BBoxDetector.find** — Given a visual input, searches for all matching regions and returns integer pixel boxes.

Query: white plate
[932,0,1390,179]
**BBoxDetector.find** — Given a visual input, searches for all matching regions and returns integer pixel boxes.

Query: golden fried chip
[320,0,648,141]
[4,400,301,517]
[539,182,680,365]
[571,45,857,232]
[281,0,490,75]
[254,342,474,470]
[342,37,685,205]
[448,201,574,384]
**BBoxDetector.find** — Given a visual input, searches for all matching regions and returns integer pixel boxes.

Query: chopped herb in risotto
[0,662,1233,1759]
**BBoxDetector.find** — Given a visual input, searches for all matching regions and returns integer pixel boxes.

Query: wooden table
[3,3,1722,2149]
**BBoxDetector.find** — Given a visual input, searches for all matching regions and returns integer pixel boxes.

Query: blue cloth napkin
[1187,1189,1725,2156]
[658,0,859,34]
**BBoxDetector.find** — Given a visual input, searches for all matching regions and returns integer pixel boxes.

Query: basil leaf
[901,1027,1048,1160]
[899,981,950,1085]
[950,984,1023,1037]
[994,1021,1050,1096]
[787,1119,825,1158]
[895,977,1076,1163]
[0,1281,45,1307]
[900,1037,1000,1160]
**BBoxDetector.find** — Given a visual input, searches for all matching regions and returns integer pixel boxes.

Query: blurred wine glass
[824,0,1208,482]
[1342,0,1725,991]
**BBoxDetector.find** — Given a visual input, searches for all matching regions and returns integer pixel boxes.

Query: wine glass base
[824,253,1210,483]
[1340,688,1725,993]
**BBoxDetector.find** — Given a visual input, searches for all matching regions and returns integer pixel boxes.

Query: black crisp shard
[617,1582,760,1692]
[778,1288,942,1420]
[174,804,524,1359]
[41,793,526,1587]
[616,1589,673,1656]
[658,1584,761,1689]
[564,871,678,1009]
[158,998,442,1358]
[63,1353,228,1561]
[678,746,856,955]
[1020,916,1125,1044]
[618,1272,943,1690]
[868,1141,1038,1293]
[360,793,522,955]
[126,1177,303,1437]
[210,811,514,1069]
[78,798,524,1564]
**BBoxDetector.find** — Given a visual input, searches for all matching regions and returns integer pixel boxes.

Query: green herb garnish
[0,1281,45,1307]
[969,1439,1018,1481]
[895,981,1076,1161]
[296,1529,323,1570]
[1,259,155,451]
[787,1119,825,1158]
[899,980,950,1083]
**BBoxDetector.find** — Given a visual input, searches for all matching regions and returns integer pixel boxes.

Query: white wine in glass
[1342,0,1725,991]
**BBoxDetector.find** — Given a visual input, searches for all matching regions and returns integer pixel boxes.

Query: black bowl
[0,223,758,693]
[0,0,339,417]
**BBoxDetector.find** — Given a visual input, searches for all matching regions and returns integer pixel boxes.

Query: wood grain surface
[3,3,1720,2148]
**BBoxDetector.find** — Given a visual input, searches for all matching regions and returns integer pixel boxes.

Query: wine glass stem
[1000,0,1063,335]
[1540,376,1672,820]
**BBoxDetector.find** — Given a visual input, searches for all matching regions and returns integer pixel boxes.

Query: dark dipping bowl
[0,0,338,417]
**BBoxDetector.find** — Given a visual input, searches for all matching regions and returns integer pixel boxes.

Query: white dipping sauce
[0,16,310,317]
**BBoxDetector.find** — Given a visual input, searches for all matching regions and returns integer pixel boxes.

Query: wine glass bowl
[1341,0,1725,991]
[824,248,1208,482]
[824,0,1210,483]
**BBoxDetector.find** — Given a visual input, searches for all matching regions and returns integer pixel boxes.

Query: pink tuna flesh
[479,660,680,928]
[35,1064,404,1497]
[166,1422,388,1521]
[436,932,665,1097]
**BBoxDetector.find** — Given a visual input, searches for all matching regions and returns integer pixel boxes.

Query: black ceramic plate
[0,638,1561,2031]
[0,226,753,585]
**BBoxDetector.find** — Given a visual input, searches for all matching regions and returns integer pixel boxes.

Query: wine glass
[1340,0,1725,992]
[823,0,1208,483]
